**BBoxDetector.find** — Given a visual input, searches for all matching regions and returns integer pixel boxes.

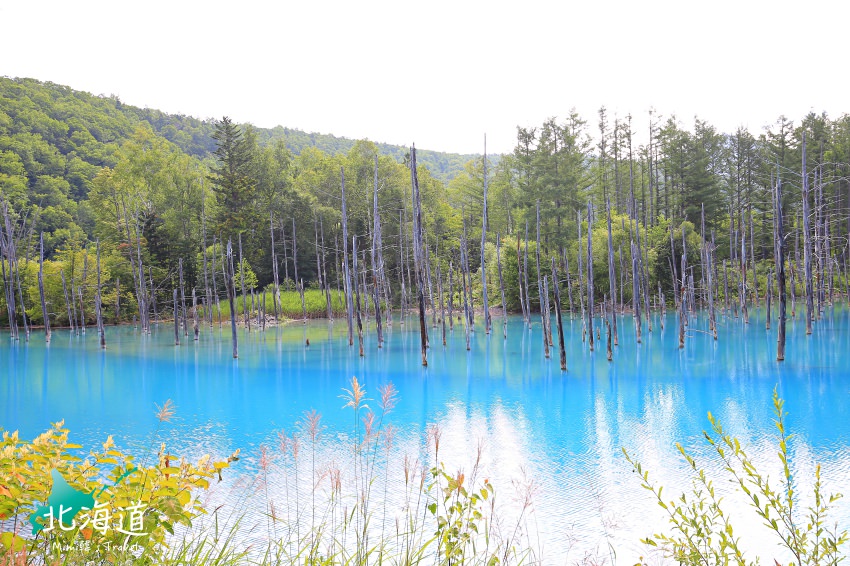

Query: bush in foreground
[624,390,848,565]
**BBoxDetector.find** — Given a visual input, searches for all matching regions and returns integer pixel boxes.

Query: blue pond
[3,309,849,562]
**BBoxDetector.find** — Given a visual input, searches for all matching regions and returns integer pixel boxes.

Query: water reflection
[2,309,849,562]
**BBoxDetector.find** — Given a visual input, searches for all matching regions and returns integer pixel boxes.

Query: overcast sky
[2,0,848,155]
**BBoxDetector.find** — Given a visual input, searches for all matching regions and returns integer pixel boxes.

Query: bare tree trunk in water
[409,146,429,366]
[536,202,549,358]
[551,257,566,370]
[38,232,51,343]
[227,240,237,358]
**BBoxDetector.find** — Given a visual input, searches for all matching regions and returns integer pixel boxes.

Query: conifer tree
[210,116,255,236]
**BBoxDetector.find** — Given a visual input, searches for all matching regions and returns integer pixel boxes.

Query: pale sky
[2,0,848,155]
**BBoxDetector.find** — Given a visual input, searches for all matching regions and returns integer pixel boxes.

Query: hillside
[0,77,480,184]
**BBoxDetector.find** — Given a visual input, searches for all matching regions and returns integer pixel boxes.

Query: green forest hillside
[0,76,477,186]
[2,73,850,331]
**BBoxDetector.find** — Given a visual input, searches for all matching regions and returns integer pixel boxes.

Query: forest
[1,76,849,349]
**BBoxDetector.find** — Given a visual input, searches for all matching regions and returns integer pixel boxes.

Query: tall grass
[2,378,541,566]
[194,376,539,566]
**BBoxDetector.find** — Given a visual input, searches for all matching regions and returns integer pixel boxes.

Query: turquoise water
[3,309,849,562]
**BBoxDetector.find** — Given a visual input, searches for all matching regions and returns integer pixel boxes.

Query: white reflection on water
[183,391,850,564]
[3,311,850,563]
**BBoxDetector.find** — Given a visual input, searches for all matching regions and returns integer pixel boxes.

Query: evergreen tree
[210,116,255,236]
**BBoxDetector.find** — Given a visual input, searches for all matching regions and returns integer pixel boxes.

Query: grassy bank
[202,288,348,321]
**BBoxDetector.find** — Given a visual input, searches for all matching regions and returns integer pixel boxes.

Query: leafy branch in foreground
[623,389,848,566]
[0,403,237,566]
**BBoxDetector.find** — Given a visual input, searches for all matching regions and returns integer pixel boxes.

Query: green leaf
[0,532,25,552]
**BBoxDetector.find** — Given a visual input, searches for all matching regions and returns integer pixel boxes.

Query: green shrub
[624,390,848,565]
[0,403,236,565]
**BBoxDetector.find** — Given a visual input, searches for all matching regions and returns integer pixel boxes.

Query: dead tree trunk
[447,259,454,331]
[792,228,798,317]
[563,248,574,315]
[586,202,594,352]
[802,133,814,335]
[701,206,717,340]
[291,219,306,323]
[460,244,471,351]
[669,225,680,308]
[238,234,249,331]
[193,288,199,340]
[149,267,156,326]
[370,155,385,344]
[740,212,749,324]
[341,167,355,344]
[76,250,86,335]
[462,215,473,331]
[15,244,29,340]
[536,202,550,358]
[0,205,17,339]
[398,209,407,320]
[678,251,688,350]
[211,236,221,327]
[425,241,437,330]
[321,217,333,321]
[524,223,531,328]
[516,234,527,324]
[678,273,687,349]
[353,235,364,357]
[658,283,665,330]
[618,243,625,314]
[437,262,447,346]
[313,216,323,318]
[750,208,758,308]
[61,269,73,332]
[497,234,507,339]
[271,213,280,322]
[606,200,618,345]
[577,210,586,341]
[96,239,105,348]
[38,232,51,343]
[179,258,188,336]
[0,228,17,339]
[202,192,212,327]
[173,289,179,346]
[776,171,787,361]
[766,270,772,330]
[282,223,290,290]
[132,215,148,334]
[226,239,238,358]
[551,257,566,370]
[409,146,429,365]
[632,239,642,344]
[605,296,613,361]
[481,136,490,334]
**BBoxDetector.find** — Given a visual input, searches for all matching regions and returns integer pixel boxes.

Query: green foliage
[0,406,236,565]
[210,117,255,236]
[207,288,346,321]
[235,258,258,293]
[623,390,848,565]
[6,75,850,324]
[427,465,500,566]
